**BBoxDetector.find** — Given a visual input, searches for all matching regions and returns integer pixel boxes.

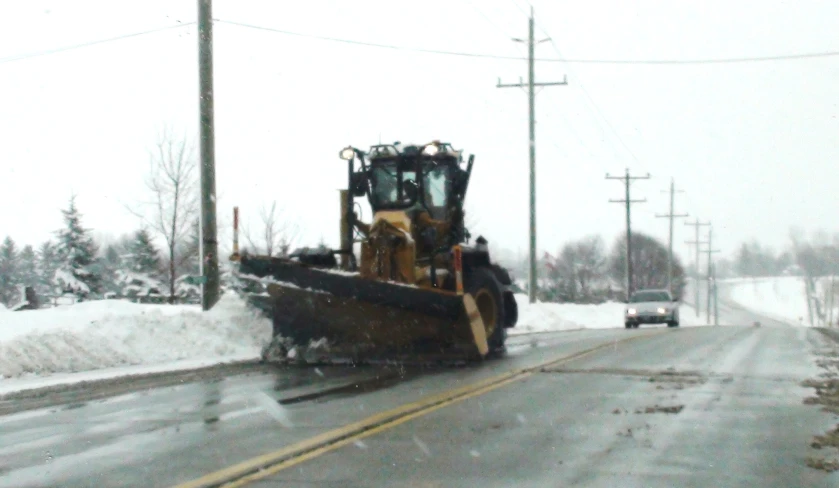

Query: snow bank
[724,276,812,325]
[0,292,271,381]
[509,294,708,335]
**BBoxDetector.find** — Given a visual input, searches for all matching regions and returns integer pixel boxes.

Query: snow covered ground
[0,289,709,394]
[0,292,271,392]
[723,276,814,326]
[509,294,708,335]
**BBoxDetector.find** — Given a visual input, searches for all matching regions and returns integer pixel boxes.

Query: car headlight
[627,308,637,315]
[657,307,667,314]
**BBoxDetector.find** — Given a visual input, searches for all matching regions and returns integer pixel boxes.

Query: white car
[624,289,680,329]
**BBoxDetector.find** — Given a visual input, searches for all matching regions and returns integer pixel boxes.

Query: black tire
[464,267,506,356]
[668,321,680,328]
[625,322,633,329]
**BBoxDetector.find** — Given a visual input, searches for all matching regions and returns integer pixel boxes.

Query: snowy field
[723,276,819,326]
[0,291,708,394]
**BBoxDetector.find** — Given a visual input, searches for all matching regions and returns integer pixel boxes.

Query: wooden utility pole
[496,6,567,304]
[829,274,836,327]
[339,190,350,270]
[702,227,720,324]
[655,178,688,295]
[607,168,650,298]
[685,219,710,316]
[713,262,720,325]
[198,0,220,310]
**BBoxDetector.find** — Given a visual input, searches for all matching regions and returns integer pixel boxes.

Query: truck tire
[465,267,506,356]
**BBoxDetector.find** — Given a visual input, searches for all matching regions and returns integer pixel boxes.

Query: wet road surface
[0,330,651,487]
[1,317,837,487]
[249,325,838,487]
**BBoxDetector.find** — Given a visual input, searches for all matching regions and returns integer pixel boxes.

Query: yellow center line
[172,330,665,488]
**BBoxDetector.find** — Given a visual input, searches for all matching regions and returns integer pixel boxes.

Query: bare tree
[128,128,198,303]
[543,235,609,303]
[241,201,299,257]
[609,232,686,301]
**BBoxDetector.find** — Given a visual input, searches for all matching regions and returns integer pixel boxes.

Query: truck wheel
[465,267,506,356]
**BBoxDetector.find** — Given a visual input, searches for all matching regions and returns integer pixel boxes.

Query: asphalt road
[0,314,837,487]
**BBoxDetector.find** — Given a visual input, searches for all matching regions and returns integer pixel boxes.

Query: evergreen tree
[170,218,201,303]
[114,230,164,299]
[178,218,201,277]
[0,236,20,306]
[128,229,162,275]
[95,240,128,296]
[37,240,60,297]
[18,245,38,287]
[54,196,100,298]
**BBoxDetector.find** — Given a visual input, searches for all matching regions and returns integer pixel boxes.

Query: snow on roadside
[724,276,811,326]
[0,292,271,386]
[509,294,708,335]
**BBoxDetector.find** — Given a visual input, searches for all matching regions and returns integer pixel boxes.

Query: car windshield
[630,291,671,302]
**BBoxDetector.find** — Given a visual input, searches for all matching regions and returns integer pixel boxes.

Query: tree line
[711,233,839,280]
[500,231,687,304]
[0,196,202,308]
[0,129,299,310]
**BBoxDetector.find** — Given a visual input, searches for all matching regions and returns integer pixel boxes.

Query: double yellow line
[173,332,661,488]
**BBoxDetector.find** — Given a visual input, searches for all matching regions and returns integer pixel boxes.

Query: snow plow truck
[231,140,518,362]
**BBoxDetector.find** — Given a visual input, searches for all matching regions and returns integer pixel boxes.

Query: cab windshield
[370,163,416,208]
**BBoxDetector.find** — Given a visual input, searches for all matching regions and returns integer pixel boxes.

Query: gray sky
[1,0,837,263]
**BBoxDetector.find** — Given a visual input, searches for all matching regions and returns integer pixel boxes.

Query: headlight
[422,143,440,156]
[339,147,355,160]
[627,308,637,315]
[657,307,667,314]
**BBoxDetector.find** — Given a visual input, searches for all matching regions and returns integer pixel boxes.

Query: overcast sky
[1,0,837,264]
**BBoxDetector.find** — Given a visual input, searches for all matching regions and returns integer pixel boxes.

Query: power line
[2,17,836,67]
[508,0,530,18]
[557,50,839,65]
[215,19,839,65]
[0,23,195,65]
[533,23,648,173]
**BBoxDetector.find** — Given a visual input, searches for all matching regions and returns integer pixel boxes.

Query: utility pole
[702,227,720,324]
[713,262,720,326]
[198,0,220,310]
[607,168,650,298]
[496,6,567,304]
[685,219,710,316]
[655,178,688,295]
[829,274,836,327]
